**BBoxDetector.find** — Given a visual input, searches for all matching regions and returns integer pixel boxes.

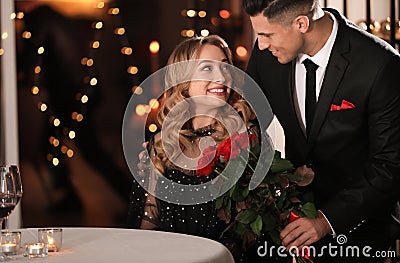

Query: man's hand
[280,211,331,252]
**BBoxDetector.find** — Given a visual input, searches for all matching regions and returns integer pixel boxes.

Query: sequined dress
[127,167,226,240]
[126,125,288,262]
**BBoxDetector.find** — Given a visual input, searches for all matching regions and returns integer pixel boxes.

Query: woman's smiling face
[188,44,232,107]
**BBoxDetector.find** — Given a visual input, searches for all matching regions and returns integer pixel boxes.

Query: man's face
[250,13,304,64]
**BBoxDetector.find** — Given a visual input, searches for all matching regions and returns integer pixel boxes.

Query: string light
[18,0,141,167]
[219,10,230,19]
[149,41,160,54]
[149,98,159,109]
[97,2,105,9]
[81,95,89,103]
[68,131,76,139]
[114,27,125,35]
[66,149,74,158]
[31,86,39,95]
[133,86,143,95]
[200,29,209,37]
[52,158,59,166]
[186,29,195,37]
[127,66,139,75]
[187,10,197,17]
[236,46,248,58]
[198,11,206,18]
[136,105,146,116]
[148,124,158,133]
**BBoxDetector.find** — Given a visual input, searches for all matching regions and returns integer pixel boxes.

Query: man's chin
[276,57,290,64]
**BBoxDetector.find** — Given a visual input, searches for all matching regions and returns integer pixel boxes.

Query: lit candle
[38,228,62,252]
[1,231,21,255]
[1,243,16,254]
[24,242,48,258]
[46,235,57,252]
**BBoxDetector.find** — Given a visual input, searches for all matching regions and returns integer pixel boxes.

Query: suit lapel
[307,15,350,151]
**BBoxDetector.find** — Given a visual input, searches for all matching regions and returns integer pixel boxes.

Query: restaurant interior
[0,0,399,261]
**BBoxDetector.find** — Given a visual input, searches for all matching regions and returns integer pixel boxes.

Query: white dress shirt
[294,12,338,131]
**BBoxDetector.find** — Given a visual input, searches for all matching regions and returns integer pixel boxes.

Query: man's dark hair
[242,0,316,24]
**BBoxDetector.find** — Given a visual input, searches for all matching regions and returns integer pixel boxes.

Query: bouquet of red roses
[196,131,316,263]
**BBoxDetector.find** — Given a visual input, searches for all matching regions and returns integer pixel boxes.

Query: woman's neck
[191,116,216,130]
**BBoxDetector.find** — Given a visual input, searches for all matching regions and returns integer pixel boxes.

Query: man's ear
[294,15,310,33]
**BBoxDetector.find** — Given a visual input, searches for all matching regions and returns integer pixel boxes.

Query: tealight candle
[38,228,62,252]
[24,243,48,258]
[1,243,16,254]
[1,231,21,255]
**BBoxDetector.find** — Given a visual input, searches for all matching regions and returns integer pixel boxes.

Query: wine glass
[3,165,22,229]
[0,166,17,226]
[0,166,17,260]
[9,166,22,207]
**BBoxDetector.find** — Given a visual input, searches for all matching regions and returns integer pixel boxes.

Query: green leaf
[251,144,261,155]
[235,222,247,236]
[241,187,249,198]
[250,215,263,236]
[262,213,277,231]
[257,188,270,198]
[265,173,280,184]
[232,185,244,201]
[293,209,305,218]
[275,190,286,209]
[227,199,232,214]
[301,202,318,219]
[232,185,249,202]
[283,173,304,182]
[237,209,257,224]
[228,185,236,197]
[270,151,294,173]
[269,229,282,245]
[215,196,224,209]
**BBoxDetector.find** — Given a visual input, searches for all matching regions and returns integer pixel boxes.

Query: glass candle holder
[1,231,21,255]
[38,228,63,252]
[24,243,48,258]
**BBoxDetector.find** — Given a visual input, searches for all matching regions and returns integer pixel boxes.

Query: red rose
[289,211,311,260]
[231,132,248,149]
[289,211,301,222]
[196,145,217,177]
[217,136,232,160]
[196,132,256,176]
[217,132,254,161]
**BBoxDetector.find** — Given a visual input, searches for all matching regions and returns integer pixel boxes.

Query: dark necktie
[303,59,319,137]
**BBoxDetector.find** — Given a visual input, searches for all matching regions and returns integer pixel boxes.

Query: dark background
[15,0,253,228]
[12,0,400,228]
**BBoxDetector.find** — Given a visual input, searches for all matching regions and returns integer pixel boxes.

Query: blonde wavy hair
[152,35,256,174]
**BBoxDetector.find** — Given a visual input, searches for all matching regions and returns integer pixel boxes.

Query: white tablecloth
[6,227,234,263]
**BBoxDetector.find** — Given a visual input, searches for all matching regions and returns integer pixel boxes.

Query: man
[243,0,400,262]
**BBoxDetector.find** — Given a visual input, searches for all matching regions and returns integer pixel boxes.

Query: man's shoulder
[330,8,399,59]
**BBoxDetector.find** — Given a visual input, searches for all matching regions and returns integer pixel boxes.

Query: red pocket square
[330,100,355,111]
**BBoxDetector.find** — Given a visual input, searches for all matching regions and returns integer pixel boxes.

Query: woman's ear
[295,15,310,33]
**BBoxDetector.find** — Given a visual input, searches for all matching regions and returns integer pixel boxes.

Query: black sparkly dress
[127,167,225,240]
[126,125,289,262]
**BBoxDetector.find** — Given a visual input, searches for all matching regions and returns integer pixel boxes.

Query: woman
[127,35,260,260]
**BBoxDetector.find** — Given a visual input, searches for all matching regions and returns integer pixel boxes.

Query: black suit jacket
[246,8,400,244]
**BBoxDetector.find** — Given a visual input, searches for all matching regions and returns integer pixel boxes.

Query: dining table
[3,227,235,263]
